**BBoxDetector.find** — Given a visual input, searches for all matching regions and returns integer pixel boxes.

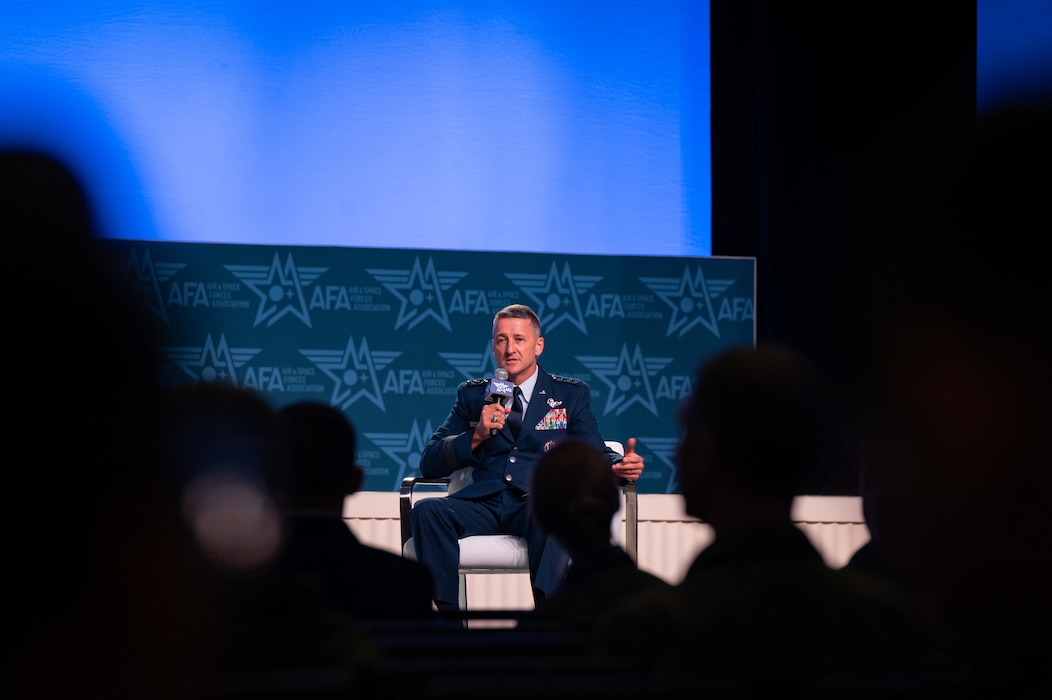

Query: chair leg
[458,572,468,610]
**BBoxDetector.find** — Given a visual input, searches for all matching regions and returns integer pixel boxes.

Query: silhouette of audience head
[3,149,205,697]
[5,148,162,480]
[270,400,436,625]
[155,380,287,572]
[594,342,932,686]
[528,439,621,558]
[523,439,668,633]
[154,384,379,683]
[276,400,364,511]
[843,97,1052,687]
[677,342,831,529]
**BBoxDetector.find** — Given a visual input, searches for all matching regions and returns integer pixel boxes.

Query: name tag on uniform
[535,408,567,430]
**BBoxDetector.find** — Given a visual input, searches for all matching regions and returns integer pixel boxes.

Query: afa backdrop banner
[102,241,755,495]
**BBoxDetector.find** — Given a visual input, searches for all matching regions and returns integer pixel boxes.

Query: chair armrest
[399,476,451,546]
[622,480,638,563]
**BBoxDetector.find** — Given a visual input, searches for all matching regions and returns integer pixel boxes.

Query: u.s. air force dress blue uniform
[413,365,622,611]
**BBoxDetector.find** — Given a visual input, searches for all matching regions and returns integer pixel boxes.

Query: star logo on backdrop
[637,436,682,493]
[299,335,401,412]
[161,333,261,384]
[505,260,601,334]
[225,252,327,328]
[125,247,185,324]
[439,341,500,380]
[366,257,468,331]
[639,266,734,338]
[363,419,436,489]
[575,343,673,417]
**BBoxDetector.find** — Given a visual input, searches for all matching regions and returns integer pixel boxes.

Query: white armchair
[399,440,638,610]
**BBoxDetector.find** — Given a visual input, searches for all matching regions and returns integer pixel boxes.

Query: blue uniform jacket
[419,365,620,498]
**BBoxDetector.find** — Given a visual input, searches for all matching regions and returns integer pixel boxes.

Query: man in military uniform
[414,304,645,612]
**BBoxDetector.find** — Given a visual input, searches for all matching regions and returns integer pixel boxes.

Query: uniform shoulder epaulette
[550,374,586,386]
[463,377,489,387]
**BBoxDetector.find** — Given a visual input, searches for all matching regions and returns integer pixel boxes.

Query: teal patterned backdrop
[103,240,755,494]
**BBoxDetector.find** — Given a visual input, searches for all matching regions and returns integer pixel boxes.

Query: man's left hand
[612,437,644,482]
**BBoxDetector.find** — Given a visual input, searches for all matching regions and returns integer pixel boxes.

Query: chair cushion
[402,534,530,571]
[458,534,530,569]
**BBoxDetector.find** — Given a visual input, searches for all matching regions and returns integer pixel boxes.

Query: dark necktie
[508,386,523,438]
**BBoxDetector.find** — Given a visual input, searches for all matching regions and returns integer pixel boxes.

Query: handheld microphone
[485,367,513,437]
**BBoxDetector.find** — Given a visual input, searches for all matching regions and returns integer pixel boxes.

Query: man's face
[492,317,543,384]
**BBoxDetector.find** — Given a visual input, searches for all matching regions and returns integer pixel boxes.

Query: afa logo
[299,335,402,412]
[363,419,437,491]
[575,343,674,417]
[635,436,682,494]
[505,260,601,334]
[123,247,187,324]
[439,341,501,380]
[160,332,262,384]
[225,252,328,328]
[366,257,468,331]
[639,265,752,338]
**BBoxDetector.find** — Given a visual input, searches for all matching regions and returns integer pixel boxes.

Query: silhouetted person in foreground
[2,149,208,698]
[272,400,435,625]
[595,344,934,689]
[839,96,1052,696]
[840,442,931,632]
[517,439,670,632]
[154,382,377,691]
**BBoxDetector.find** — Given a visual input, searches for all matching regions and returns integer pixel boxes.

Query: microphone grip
[484,367,511,438]
[488,397,500,437]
